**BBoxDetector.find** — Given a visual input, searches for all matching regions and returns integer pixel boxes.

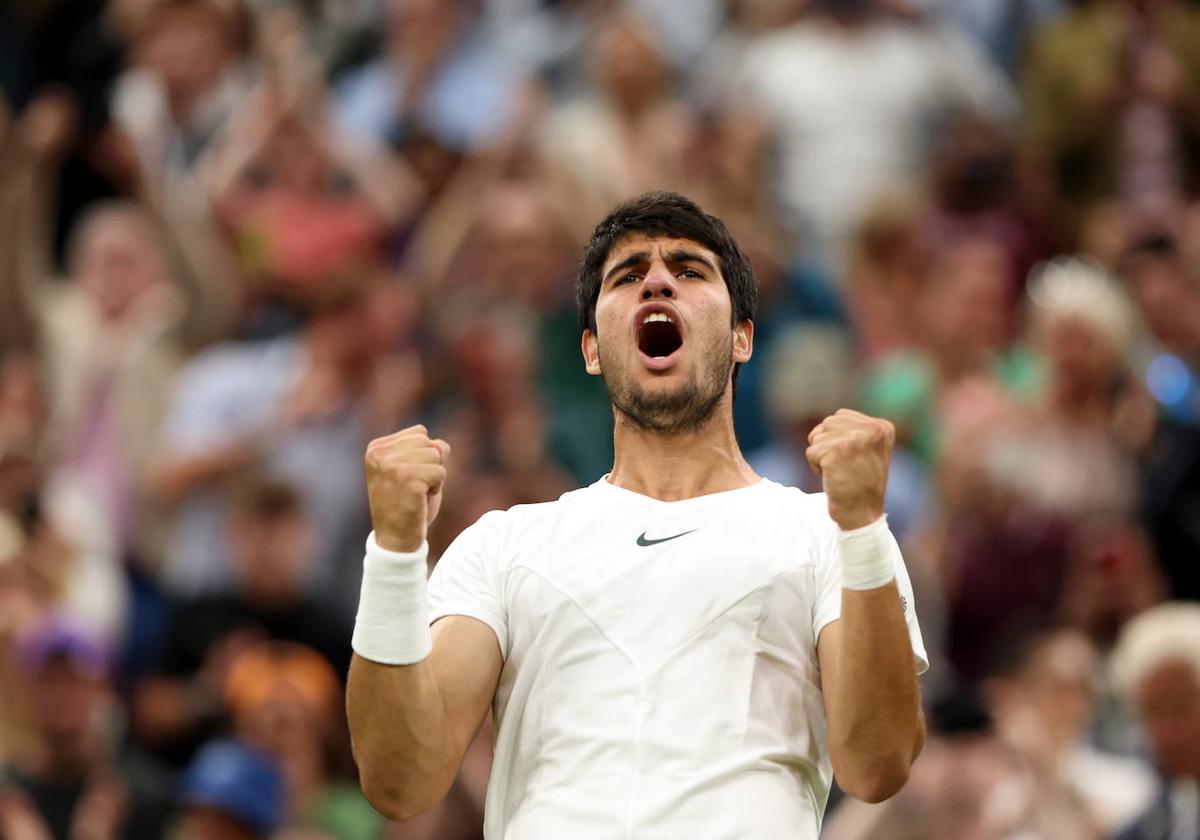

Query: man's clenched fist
[365,425,451,552]
[805,409,894,531]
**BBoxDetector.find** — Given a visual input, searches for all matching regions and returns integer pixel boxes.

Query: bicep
[429,615,503,754]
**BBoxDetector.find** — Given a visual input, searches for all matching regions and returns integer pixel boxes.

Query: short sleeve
[427,511,509,658]
[811,511,929,675]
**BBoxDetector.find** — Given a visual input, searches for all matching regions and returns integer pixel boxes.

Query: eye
[679,268,703,279]
[615,273,640,286]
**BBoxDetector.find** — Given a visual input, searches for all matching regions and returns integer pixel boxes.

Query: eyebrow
[603,250,651,285]
[602,248,718,284]
[663,249,717,274]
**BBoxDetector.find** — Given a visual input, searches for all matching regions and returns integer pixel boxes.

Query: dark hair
[229,476,304,521]
[575,191,757,334]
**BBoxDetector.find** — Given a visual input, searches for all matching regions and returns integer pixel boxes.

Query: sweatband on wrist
[351,532,432,665]
[837,515,899,591]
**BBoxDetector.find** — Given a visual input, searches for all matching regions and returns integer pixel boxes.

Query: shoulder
[449,485,593,550]
[433,488,589,578]
[758,478,833,520]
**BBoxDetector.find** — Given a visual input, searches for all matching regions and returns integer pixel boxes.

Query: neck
[607,399,758,501]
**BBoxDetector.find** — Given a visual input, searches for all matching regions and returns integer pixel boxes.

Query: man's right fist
[364,425,451,552]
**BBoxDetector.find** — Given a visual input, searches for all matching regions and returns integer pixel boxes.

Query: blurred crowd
[2,0,1200,837]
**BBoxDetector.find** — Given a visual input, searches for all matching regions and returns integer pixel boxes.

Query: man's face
[1135,660,1200,779]
[76,215,165,323]
[30,658,110,745]
[582,235,752,434]
[230,513,312,593]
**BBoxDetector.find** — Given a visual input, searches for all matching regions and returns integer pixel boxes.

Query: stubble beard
[599,335,733,435]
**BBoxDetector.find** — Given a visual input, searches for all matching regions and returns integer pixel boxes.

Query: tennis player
[347,192,928,838]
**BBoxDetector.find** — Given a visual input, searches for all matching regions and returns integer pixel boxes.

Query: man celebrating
[347,192,927,837]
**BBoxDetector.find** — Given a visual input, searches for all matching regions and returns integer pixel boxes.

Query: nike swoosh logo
[636,529,697,547]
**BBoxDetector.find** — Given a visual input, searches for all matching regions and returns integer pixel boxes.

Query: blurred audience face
[1000,630,1099,754]
[468,184,572,305]
[29,657,111,756]
[228,504,312,597]
[923,238,1012,362]
[1134,659,1200,779]
[139,0,237,110]
[1045,314,1122,402]
[70,205,167,324]
[261,117,332,195]
[226,645,339,761]
[592,12,669,111]
[449,313,537,412]
[308,291,383,371]
[1123,246,1200,351]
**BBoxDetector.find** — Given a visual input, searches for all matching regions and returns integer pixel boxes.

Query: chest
[500,503,823,674]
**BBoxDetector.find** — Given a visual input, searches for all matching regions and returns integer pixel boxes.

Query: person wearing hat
[175,738,285,840]
[0,612,172,839]
[224,641,380,840]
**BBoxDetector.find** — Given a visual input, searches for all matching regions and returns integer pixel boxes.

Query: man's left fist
[806,408,894,531]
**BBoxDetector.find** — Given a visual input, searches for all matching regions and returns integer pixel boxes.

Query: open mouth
[637,312,684,363]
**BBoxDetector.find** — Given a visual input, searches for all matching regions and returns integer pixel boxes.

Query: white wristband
[351,532,432,665]
[837,515,899,591]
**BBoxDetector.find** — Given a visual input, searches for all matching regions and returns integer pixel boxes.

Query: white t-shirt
[428,477,928,839]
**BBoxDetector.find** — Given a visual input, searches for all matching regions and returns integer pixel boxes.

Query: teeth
[643,312,674,325]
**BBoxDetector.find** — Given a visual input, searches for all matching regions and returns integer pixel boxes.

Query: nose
[640,263,676,300]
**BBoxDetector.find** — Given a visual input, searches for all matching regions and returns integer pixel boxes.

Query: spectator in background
[736,0,1016,267]
[1023,0,1200,225]
[409,174,614,485]
[929,376,1075,685]
[1121,233,1200,423]
[151,276,408,614]
[844,192,934,360]
[5,201,231,567]
[1019,257,1149,519]
[134,479,351,766]
[224,642,380,839]
[1110,603,1200,840]
[859,235,1037,463]
[984,626,1156,835]
[334,0,523,196]
[922,114,1055,284]
[0,613,173,839]
[173,738,285,840]
[536,8,694,233]
[1120,234,1200,601]
[204,3,423,328]
[823,692,1082,840]
[750,323,854,495]
[112,0,253,210]
[424,308,575,535]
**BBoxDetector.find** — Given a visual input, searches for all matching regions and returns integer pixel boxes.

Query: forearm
[346,655,460,820]
[826,582,921,802]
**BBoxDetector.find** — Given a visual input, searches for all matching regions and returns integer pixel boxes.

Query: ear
[582,329,601,376]
[733,319,753,364]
